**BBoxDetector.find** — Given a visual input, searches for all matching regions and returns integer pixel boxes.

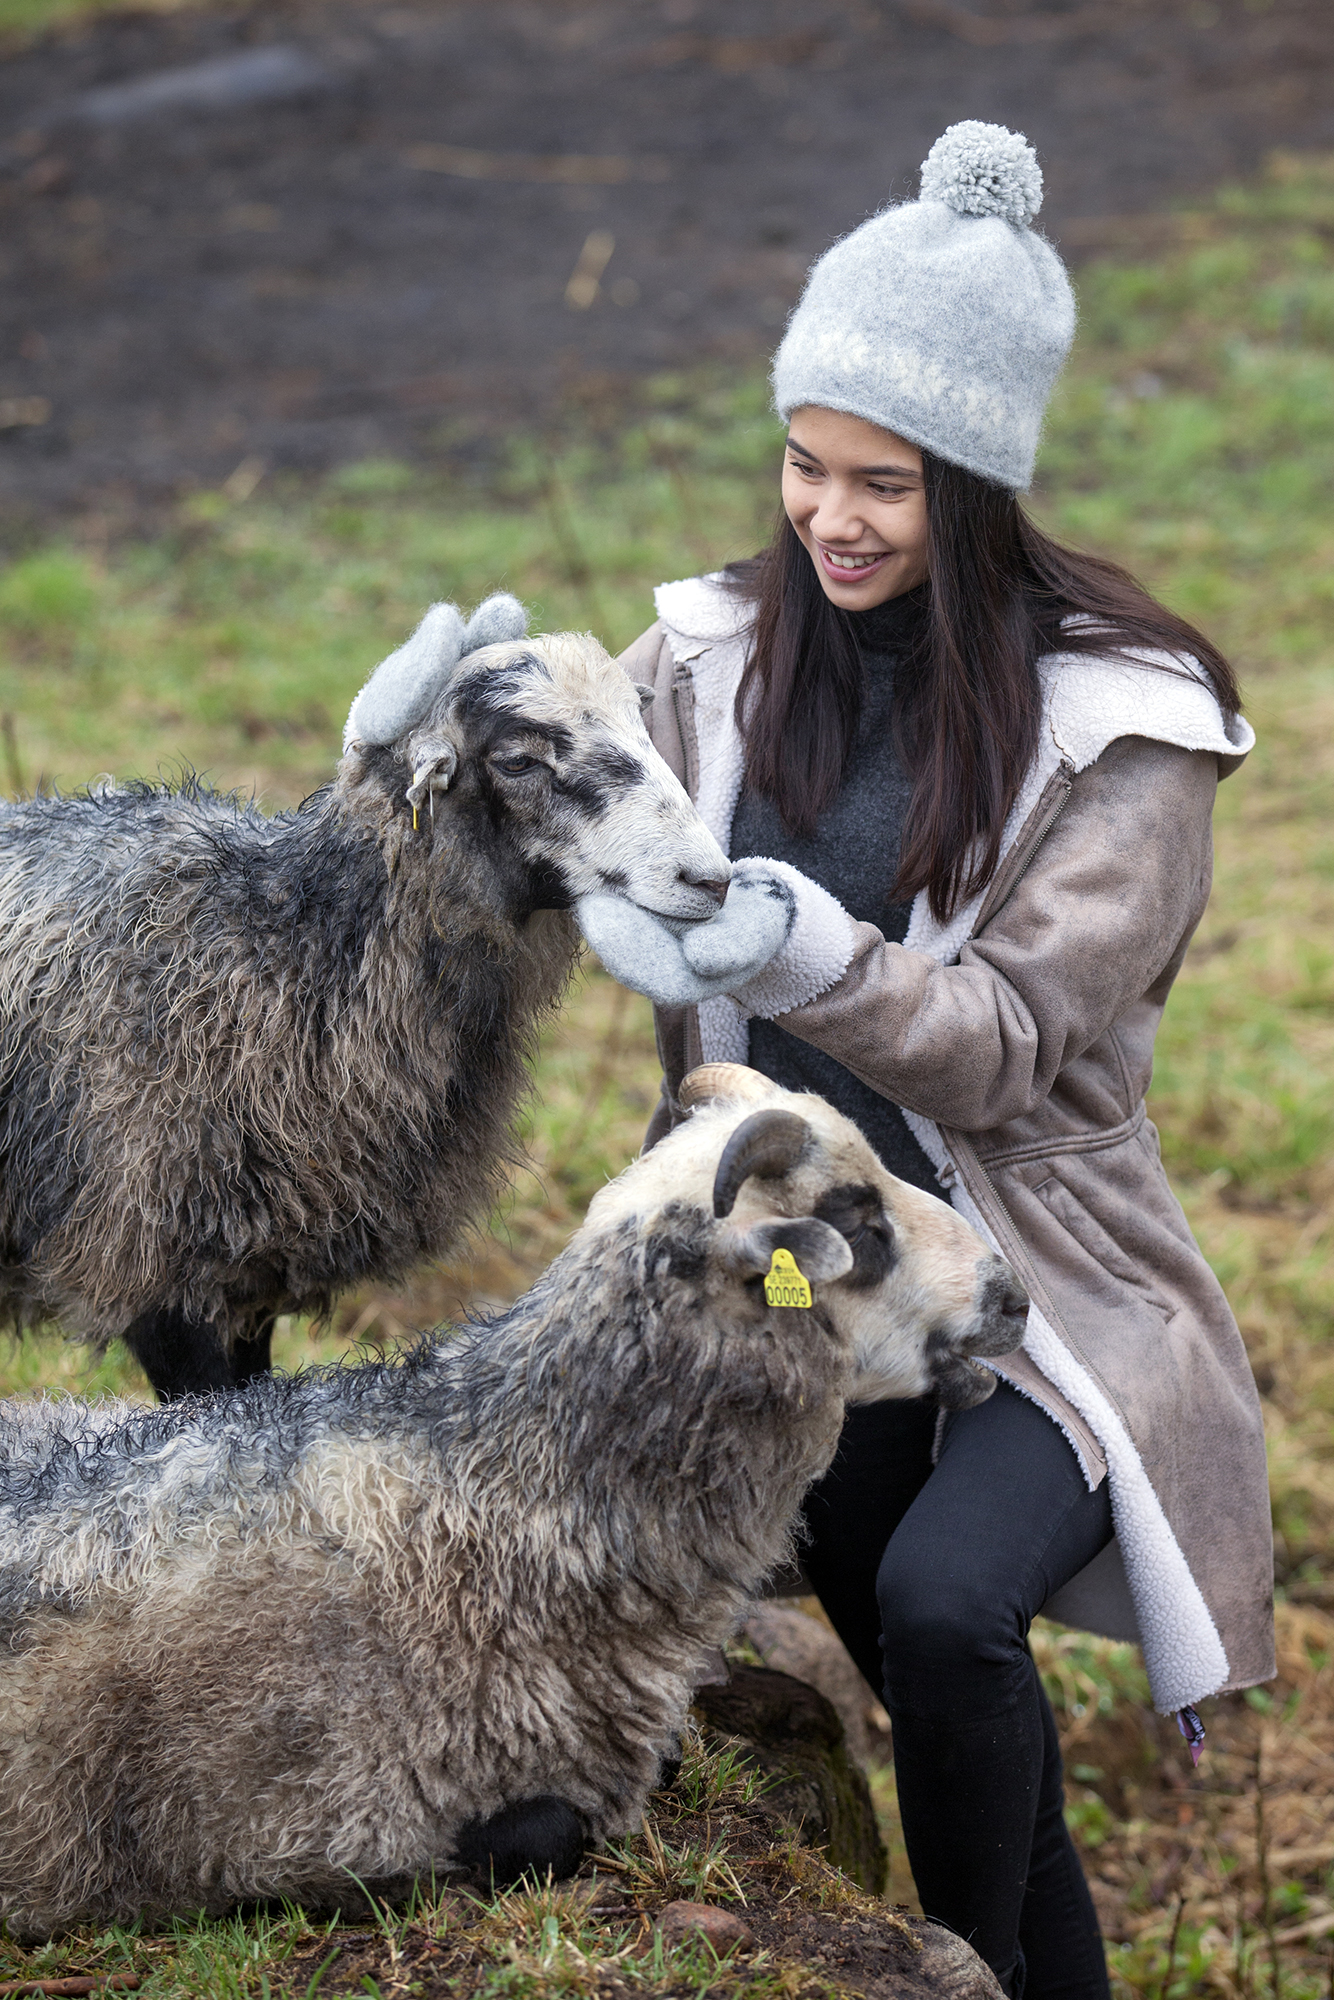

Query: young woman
[583,124,1274,1997]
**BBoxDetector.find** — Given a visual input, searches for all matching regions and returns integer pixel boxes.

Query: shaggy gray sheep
[0,1062,1027,1939]
[0,594,728,1400]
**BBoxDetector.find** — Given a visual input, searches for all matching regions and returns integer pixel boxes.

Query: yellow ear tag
[764,1247,813,1309]
[412,804,419,831]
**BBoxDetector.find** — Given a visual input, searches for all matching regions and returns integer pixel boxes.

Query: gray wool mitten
[577,863,793,1008]
[579,857,862,1016]
[344,592,529,751]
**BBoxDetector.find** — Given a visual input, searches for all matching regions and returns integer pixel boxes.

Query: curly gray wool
[0,625,728,1400]
[918,120,1043,228]
[0,1077,1022,1938]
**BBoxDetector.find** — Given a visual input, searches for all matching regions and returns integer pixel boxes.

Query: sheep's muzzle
[928,1255,1030,1409]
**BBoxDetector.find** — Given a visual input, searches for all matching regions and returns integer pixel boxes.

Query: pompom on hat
[772,122,1075,491]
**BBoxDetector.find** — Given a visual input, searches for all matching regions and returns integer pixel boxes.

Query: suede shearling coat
[618,573,1274,1716]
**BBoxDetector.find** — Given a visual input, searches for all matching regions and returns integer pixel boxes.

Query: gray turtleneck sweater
[729,587,945,1202]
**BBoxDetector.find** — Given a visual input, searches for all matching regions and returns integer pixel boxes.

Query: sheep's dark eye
[492,753,540,778]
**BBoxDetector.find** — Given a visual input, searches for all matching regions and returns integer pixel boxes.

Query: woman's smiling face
[781,406,930,609]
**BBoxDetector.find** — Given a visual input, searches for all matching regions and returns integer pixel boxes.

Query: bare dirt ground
[0,0,1332,524]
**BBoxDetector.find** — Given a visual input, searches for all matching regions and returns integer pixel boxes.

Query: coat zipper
[671,671,700,805]
[936,765,1077,1225]
[961,763,1075,949]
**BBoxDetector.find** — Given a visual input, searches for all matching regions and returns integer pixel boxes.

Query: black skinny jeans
[801,1383,1114,2000]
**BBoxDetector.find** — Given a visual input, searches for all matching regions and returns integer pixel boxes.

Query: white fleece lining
[653,574,1248,1712]
[654,578,754,1069]
[697,994,750,1065]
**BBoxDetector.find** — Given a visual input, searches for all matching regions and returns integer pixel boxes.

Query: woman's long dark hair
[730,452,1241,921]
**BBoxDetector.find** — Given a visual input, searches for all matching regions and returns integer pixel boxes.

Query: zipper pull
[1176,1705,1205,1767]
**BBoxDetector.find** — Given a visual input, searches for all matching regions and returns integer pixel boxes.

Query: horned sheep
[0,595,729,1401]
[0,1063,1028,1939]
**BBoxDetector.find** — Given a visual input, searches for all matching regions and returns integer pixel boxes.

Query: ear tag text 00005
[764,1248,812,1309]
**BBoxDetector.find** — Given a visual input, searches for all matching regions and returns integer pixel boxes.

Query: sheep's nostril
[680,871,728,907]
[963,1262,1029,1356]
[1001,1278,1030,1321]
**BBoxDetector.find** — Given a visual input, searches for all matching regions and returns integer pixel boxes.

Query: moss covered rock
[694,1664,889,1894]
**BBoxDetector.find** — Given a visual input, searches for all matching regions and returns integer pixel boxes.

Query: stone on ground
[656,1901,755,1954]
[741,1599,892,1768]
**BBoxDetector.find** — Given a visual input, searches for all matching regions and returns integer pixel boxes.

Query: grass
[0,385,780,809]
[1,149,1333,1994]
[0,1733,916,2000]
[0,0,209,47]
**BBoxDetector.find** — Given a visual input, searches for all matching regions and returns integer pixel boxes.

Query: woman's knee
[876,1545,1028,1695]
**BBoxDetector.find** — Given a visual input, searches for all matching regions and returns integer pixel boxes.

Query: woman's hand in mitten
[683,858,860,1018]
[675,859,796,983]
[578,857,859,1014]
[576,875,791,1008]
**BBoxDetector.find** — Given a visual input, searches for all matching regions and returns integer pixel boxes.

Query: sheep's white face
[584,1068,1028,1410]
[396,634,730,923]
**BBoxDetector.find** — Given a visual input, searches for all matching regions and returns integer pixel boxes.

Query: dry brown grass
[1043,1604,1334,1995]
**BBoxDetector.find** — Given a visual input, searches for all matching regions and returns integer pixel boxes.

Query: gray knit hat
[772,122,1075,491]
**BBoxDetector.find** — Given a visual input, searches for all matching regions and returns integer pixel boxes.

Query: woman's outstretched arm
[761,735,1217,1131]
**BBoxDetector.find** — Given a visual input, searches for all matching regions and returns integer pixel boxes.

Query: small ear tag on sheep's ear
[406,739,459,829]
[764,1248,813,1309]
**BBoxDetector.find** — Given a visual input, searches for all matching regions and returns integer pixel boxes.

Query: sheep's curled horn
[342,592,530,752]
[679,1063,772,1111]
[712,1110,811,1219]
[677,1068,813,1215]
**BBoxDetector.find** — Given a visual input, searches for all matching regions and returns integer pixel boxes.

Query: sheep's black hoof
[655,1744,683,1794]
[456,1796,587,1889]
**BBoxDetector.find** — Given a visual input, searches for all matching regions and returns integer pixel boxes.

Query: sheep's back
[0,779,552,1340]
[0,1214,853,1932]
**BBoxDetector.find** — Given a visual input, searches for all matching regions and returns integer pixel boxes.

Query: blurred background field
[4,0,1333,521]
[1,153,1333,1995]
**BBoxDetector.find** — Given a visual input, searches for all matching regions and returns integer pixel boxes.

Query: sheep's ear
[720,1216,854,1283]
[633,683,656,712]
[344,602,466,751]
[406,735,460,811]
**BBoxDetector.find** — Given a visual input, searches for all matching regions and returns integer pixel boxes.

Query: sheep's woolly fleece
[0,1081,1016,1937]
[0,616,728,1400]
[651,570,1256,1715]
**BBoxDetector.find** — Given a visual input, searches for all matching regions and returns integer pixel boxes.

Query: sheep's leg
[455,1797,587,1889]
[230,1316,275,1386]
[122,1307,235,1402]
